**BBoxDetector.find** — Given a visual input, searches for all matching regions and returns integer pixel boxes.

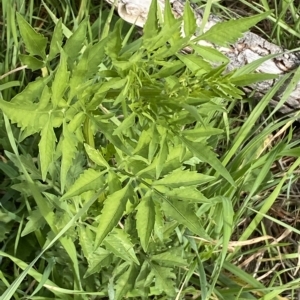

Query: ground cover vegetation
[1,0,300,299]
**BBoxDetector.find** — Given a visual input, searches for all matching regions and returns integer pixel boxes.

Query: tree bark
[104,0,300,114]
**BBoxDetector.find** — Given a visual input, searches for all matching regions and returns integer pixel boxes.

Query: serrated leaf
[77,225,94,259]
[180,103,204,124]
[19,55,44,71]
[151,248,187,267]
[230,73,278,86]
[51,50,69,108]
[68,53,89,100]
[49,18,63,60]
[0,78,50,132]
[215,82,244,99]
[38,85,52,110]
[103,228,139,265]
[105,19,122,60]
[136,196,155,252]
[78,78,127,109]
[134,261,151,290]
[154,202,164,242]
[161,198,211,240]
[153,168,215,188]
[97,78,128,95]
[12,77,47,104]
[163,0,181,45]
[199,11,271,46]
[113,262,131,279]
[16,12,47,59]
[6,153,40,180]
[133,129,152,156]
[84,246,111,278]
[144,22,182,51]
[60,122,78,192]
[143,0,159,40]
[150,264,176,296]
[84,143,109,168]
[42,192,66,212]
[182,127,223,138]
[148,124,159,162]
[68,40,111,101]
[177,53,212,74]
[38,117,56,181]
[192,44,229,63]
[64,18,88,59]
[21,209,45,236]
[181,137,236,187]
[139,145,193,179]
[60,168,106,200]
[95,121,132,156]
[154,36,191,60]
[86,37,107,75]
[165,187,209,203]
[183,0,197,37]
[108,170,122,194]
[156,130,168,179]
[54,211,72,231]
[115,263,139,300]
[95,184,130,248]
[152,60,184,78]
[68,111,86,132]
[113,113,136,135]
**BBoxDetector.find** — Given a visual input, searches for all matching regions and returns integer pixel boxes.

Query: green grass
[1,0,300,299]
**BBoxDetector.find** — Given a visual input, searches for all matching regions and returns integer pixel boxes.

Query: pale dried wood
[104,0,300,113]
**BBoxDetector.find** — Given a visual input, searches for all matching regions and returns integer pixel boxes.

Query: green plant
[1,0,300,299]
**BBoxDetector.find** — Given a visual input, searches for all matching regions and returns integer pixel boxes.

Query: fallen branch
[104,0,300,114]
